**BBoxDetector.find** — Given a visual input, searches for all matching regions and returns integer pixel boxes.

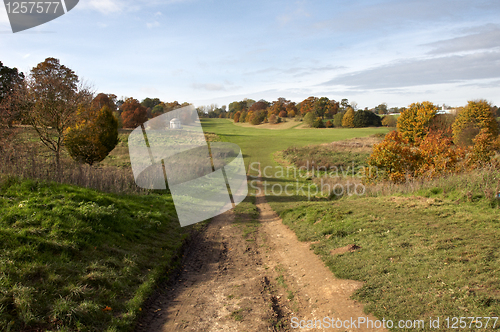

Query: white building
[170,118,182,129]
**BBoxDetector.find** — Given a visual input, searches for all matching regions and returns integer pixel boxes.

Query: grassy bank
[273,185,500,330]
[0,177,193,331]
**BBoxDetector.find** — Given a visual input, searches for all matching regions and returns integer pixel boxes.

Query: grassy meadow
[2,118,499,331]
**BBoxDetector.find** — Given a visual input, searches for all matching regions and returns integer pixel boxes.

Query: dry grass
[0,129,143,194]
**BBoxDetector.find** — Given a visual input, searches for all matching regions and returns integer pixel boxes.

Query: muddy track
[136,179,385,331]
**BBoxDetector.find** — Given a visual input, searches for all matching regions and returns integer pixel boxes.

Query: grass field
[0,176,201,331]
[204,118,500,331]
[201,118,389,172]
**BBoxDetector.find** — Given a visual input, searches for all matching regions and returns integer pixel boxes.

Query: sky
[1,0,500,109]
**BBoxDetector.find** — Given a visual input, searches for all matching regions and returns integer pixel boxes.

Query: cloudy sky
[1,0,499,109]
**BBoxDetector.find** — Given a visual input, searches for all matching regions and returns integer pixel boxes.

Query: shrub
[269,114,278,124]
[313,117,325,128]
[303,111,315,127]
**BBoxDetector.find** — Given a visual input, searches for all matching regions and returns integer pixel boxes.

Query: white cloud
[146,21,160,29]
[425,25,500,54]
[79,0,122,14]
[191,83,226,91]
[320,51,500,89]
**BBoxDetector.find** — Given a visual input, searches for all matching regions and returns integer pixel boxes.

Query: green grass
[204,118,500,331]
[0,176,194,332]
[274,189,500,331]
[200,118,389,172]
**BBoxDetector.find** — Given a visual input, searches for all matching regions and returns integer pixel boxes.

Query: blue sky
[1,0,499,109]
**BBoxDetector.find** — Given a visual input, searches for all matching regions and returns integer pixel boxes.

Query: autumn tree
[26,57,92,170]
[452,100,498,147]
[233,111,241,123]
[248,100,269,113]
[397,101,437,143]
[368,131,418,183]
[65,105,119,165]
[341,108,355,128]
[121,97,148,128]
[300,96,318,115]
[286,102,297,117]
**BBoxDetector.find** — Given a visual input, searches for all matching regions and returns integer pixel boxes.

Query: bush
[313,117,325,128]
[269,114,278,124]
[303,111,315,127]
[325,120,333,128]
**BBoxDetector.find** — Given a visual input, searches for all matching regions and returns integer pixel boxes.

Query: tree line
[0,58,193,168]
[198,97,406,128]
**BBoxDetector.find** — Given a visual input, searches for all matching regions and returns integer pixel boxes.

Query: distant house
[170,118,182,129]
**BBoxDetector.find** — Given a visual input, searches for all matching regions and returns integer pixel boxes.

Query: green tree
[341,107,355,128]
[333,111,344,127]
[397,101,437,143]
[26,57,92,170]
[374,103,388,114]
[0,62,25,127]
[65,105,119,165]
[141,97,161,110]
[353,110,382,127]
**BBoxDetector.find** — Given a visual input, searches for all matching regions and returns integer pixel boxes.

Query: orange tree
[120,97,147,128]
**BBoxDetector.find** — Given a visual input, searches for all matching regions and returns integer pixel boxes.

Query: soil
[135,180,386,331]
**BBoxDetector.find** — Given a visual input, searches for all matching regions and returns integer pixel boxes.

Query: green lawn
[200,118,389,172]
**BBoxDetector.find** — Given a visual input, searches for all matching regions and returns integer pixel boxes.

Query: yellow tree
[397,101,437,143]
[452,99,499,147]
[341,107,355,128]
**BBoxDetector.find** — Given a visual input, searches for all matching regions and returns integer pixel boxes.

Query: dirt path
[136,180,385,331]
